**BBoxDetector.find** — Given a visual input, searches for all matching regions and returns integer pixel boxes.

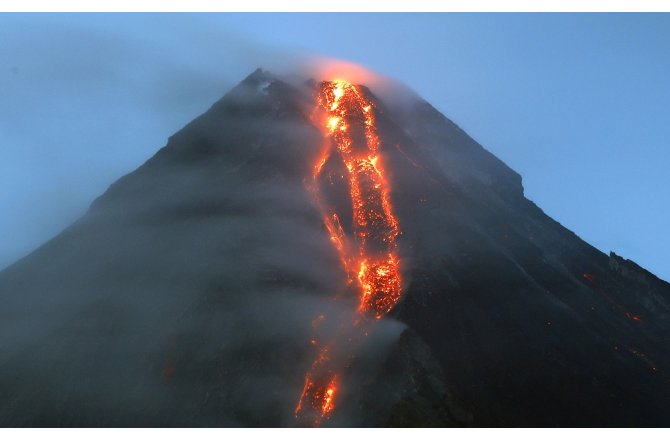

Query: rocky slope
[0,69,668,426]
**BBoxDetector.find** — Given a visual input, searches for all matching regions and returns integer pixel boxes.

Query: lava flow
[317,79,402,317]
[294,79,403,426]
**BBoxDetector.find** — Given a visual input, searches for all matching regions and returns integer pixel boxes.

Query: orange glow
[305,58,379,88]
[327,116,340,131]
[295,374,338,426]
[322,378,337,415]
[317,80,402,318]
[583,273,644,322]
[295,79,404,425]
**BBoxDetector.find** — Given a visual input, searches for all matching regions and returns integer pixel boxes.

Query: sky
[1,13,668,281]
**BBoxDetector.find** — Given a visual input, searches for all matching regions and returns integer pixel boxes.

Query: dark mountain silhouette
[1,69,668,427]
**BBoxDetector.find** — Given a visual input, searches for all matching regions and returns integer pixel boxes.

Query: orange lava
[318,79,402,318]
[583,273,643,322]
[295,373,338,426]
[295,79,404,425]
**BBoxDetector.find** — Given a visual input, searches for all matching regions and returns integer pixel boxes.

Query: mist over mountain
[0,69,668,427]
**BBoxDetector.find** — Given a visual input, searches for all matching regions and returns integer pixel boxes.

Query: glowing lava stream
[294,80,403,426]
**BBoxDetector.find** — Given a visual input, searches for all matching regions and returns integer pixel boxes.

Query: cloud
[0,14,312,270]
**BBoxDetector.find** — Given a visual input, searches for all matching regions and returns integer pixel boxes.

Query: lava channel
[294,79,403,426]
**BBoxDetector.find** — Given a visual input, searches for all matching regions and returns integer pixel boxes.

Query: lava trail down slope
[0,69,669,427]
[295,80,403,426]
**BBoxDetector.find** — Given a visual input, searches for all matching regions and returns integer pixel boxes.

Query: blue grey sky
[1,13,668,280]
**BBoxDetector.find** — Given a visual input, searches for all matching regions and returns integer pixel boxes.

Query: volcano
[1,69,669,427]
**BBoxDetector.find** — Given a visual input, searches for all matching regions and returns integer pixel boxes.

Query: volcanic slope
[0,69,669,427]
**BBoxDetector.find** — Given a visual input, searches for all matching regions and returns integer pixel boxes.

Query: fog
[0,70,416,426]
[2,13,669,427]
[0,14,429,274]
[0,15,307,270]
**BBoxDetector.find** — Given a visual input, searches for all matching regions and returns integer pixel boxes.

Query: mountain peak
[1,70,669,427]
